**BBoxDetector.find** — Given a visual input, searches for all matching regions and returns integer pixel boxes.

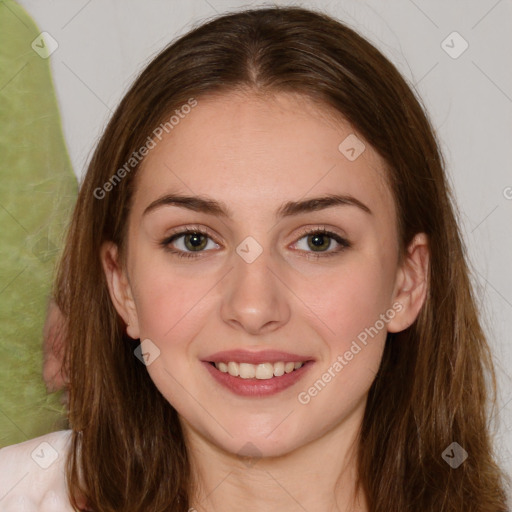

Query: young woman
[0,6,509,511]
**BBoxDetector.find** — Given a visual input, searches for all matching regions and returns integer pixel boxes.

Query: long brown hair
[55,6,510,511]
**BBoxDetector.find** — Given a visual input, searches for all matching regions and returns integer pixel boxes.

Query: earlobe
[100,242,140,339]
[387,233,429,333]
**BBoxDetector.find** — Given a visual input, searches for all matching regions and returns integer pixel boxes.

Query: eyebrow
[143,193,372,218]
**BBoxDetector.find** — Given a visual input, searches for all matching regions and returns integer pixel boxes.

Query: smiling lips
[203,349,313,396]
[214,361,304,379]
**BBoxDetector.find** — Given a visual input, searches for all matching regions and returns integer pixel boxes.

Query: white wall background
[17,0,512,483]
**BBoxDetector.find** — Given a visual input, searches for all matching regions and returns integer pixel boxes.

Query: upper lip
[203,349,314,364]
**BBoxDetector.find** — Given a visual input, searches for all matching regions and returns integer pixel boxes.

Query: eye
[160,226,351,260]
[161,227,219,259]
[292,227,351,259]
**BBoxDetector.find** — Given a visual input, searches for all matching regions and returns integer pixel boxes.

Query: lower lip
[202,361,314,397]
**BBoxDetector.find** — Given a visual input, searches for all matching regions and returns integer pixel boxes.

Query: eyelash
[160,225,351,260]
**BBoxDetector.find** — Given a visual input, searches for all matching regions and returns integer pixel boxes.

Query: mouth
[202,355,314,397]
[209,360,306,379]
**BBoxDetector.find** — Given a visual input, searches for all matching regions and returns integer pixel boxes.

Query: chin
[201,417,308,460]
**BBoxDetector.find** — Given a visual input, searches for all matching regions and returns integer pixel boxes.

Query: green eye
[182,232,208,251]
[294,229,351,257]
[162,229,219,258]
[161,227,351,260]
[306,233,333,251]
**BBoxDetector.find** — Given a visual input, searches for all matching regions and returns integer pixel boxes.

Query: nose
[220,246,291,335]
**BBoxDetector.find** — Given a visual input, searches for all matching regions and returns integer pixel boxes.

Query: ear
[100,241,140,339]
[387,233,429,333]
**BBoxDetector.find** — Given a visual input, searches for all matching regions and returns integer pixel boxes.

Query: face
[102,90,428,458]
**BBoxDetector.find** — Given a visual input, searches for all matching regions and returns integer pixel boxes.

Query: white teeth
[213,361,305,379]
[239,363,256,379]
[273,361,285,377]
[255,363,274,380]
[284,362,295,373]
[227,361,239,376]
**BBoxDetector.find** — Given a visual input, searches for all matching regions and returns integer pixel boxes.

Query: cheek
[135,268,208,341]
[292,258,393,425]
[305,255,396,349]
[132,265,210,408]
[128,237,213,328]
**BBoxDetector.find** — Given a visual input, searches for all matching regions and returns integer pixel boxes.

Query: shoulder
[0,430,74,511]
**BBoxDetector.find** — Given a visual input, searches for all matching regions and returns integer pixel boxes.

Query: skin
[42,298,67,396]
[101,90,429,512]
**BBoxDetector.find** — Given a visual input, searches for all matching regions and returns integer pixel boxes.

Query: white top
[0,430,74,511]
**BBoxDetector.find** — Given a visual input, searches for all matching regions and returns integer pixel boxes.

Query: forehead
[132,91,395,224]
